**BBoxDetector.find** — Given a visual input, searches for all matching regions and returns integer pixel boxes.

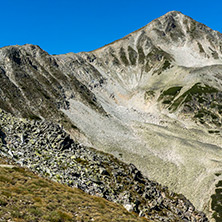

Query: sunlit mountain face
[1,11,222,221]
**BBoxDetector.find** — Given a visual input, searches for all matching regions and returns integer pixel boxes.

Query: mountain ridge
[1,11,222,221]
[90,11,208,53]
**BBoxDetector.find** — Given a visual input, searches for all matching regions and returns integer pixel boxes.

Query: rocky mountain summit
[1,11,222,221]
[0,109,208,221]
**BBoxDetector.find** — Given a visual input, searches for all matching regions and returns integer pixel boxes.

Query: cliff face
[0,44,105,129]
[0,11,222,220]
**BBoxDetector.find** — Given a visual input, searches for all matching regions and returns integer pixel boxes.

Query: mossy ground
[0,157,149,222]
[211,180,222,222]
[158,86,182,106]
[158,84,222,128]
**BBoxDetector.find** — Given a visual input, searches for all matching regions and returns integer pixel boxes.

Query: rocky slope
[0,11,222,221]
[0,157,149,222]
[0,109,208,221]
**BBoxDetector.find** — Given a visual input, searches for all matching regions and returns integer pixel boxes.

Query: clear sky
[1,0,222,55]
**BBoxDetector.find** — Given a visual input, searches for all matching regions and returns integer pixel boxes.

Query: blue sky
[1,0,222,54]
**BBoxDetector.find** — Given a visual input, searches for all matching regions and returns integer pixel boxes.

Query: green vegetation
[162,60,171,71]
[194,109,214,118]
[169,83,218,112]
[216,181,222,187]
[162,87,182,96]
[161,83,222,127]
[211,181,222,222]
[137,46,145,64]
[0,157,148,222]
[158,86,182,106]
[128,46,137,65]
[184,83,217,98]
[158,82,222,127]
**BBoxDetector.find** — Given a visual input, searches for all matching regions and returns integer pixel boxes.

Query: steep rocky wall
[0,45,105,126]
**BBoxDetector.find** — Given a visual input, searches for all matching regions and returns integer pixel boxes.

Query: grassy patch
[183,83,218,102]
[215,173,221,177]
[211,180,222,222]
[0,157,148,222]
[162,60,171,71]
[216,181,222,187]
[158,86,182,108]
[162,86,182,96]
[169,83,219,112]
[211,188,222,221]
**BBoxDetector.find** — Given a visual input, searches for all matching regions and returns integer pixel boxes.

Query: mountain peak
[1,10,222,221]
[163,10,183,17]
[92,10,222,68]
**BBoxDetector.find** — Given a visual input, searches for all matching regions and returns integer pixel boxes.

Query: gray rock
[0,109,208,221]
